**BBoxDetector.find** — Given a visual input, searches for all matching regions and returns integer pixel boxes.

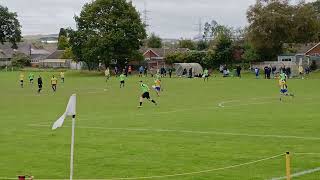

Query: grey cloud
[0,0,316,38]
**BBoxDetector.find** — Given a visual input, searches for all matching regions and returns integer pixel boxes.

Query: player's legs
[155,87,160,96]
[139,93,157,107]
[120,81,125,88]
[38,85,42,93]
[146,93,157,105]
[52,84,56,92]
[20,80,23,88]
[139,96,144,107]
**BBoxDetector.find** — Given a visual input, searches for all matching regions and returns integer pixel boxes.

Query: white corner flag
[52,94,76,130]
[52,94,77,180]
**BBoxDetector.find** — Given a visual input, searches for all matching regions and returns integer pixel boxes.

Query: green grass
[1,71,320,180]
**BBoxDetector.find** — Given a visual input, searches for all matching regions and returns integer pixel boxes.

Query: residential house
[0,43,31,66]
[39,50,71,68]
[278,43,320,66]
[30,49,51,67]
[139,48,190,69]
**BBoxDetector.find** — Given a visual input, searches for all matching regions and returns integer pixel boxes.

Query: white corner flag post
[52,94,77,180]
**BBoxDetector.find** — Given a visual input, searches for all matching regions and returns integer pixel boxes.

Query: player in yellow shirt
[105,67,110,82]
[298,66,304,79]
[152,79,161,96]
[51,75,58,92]
[19,73,24,88]
[279,79,294,101]
[60,72,65,83]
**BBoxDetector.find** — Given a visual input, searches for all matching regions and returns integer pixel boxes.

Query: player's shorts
[142,92,150,99]
[30,79,33,81]
[155,87,161,91]
[139,71,143,74]
[20,80,23,83]
[120,80,125,84]
[280,89,288,94]
[52,84,57,87]
[38,84,42,88]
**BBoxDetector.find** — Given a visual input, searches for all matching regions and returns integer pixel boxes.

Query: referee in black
[38,75,43,93]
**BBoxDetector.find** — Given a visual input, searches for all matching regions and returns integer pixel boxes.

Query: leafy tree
[242,43,260,62]
[204,50,216,68]
[165,52,182,65]
[11,53,31,67]
[69,0,146,70]
[58,28,68,38]
[62,47,74,59]
[213,33,233,66]
[196,40,208,51]
[203,20,218,40]
[57,35,70,50]
[179,40,195,50]
[292,3,320,43]
[246,0,320,60]
[0,5,22,48]
[147,33,162,48]
[130,50,144,63]
[310,0,320,14]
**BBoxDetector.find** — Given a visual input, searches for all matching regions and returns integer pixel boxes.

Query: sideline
[28,124,320,141]
[270,167,320,180]
[1,154,284,180]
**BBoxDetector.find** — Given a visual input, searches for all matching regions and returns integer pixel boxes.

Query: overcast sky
[0,0,316,39]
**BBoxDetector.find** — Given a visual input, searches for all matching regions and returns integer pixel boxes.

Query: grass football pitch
[1,71,320,180]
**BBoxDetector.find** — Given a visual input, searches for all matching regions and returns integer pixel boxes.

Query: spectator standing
[255,67,260,79]
[272,66,277,78]
[128,66,132,76]
[236,65,242,78]
[144,66,148,77]
[139,66,144,77]
[168,68,173,78]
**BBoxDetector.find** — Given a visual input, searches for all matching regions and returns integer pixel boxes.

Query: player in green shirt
[203,68,209,82]
[279,72,287,81]
[138,81,157,108]
[155,73,161,80]
[28,72,34,84]
[279,72,288,88]
[119,72,125,88]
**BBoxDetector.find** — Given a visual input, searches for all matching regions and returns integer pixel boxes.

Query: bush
[11,53,31,68]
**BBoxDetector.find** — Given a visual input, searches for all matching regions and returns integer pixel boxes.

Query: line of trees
[165,0,320,68]
[1,0,320,70]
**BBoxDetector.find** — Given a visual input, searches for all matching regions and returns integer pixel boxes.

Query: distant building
[139,48,190,69]
[39,50,71,68]
[40,37,58,44]
[278,43,320,67]
[0,43,31,66]
[30,49,51,67]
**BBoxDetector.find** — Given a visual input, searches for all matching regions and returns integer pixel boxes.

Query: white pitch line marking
[2,154,284,180]
[270,167,320,180]
[28,124,320,141]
